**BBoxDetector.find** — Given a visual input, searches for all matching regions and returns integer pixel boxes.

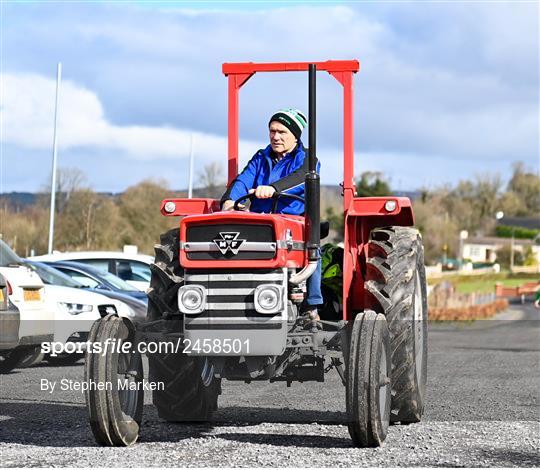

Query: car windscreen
[0,240,22,267]
[26,261,83,288]
[98,270,139,291]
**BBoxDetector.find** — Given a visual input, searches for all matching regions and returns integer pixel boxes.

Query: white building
[463,236,540,264]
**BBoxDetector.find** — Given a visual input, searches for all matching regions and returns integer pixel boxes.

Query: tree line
[309,163,539,266]
[1,162,538,266]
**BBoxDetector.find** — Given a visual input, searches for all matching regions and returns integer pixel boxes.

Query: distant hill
[0,192,39,208]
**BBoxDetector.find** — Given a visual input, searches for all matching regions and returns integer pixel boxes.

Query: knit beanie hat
[269,109,307,139]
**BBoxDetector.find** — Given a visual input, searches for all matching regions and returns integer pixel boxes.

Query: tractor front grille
[183,269,286,330]
[184,224,276,260]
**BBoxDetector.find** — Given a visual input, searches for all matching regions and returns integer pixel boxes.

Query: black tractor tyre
[147,227,221,422]
[365,226,428,424]
[0,347,34,374]
[346,310,391,447]
[85,315,144,446]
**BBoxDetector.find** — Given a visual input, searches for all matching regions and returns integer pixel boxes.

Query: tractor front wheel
[346,310,391,447]
[85,315,144,446]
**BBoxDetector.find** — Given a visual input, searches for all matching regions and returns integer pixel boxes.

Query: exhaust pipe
[305,63,320,263]
[291,64,320,286]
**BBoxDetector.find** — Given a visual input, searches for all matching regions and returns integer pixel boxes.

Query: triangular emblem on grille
[213,232,246,255]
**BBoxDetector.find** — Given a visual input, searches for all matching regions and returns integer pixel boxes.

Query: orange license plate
[23,289,41,301]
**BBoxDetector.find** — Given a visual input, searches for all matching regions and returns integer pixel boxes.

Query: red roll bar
[222,60,360,210]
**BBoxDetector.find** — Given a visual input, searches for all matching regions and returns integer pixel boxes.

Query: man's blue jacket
[220,141,319,215]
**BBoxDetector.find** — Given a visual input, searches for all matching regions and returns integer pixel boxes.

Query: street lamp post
[48,62,62,254]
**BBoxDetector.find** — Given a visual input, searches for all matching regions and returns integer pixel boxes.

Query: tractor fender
[341,197,415,321]
[345,196,414,227]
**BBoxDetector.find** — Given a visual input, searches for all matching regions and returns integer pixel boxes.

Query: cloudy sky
[1,0,538,193]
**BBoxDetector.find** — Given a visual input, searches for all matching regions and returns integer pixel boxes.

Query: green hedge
[496,225,540,240]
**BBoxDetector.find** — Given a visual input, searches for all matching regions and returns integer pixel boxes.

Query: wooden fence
[428,282,508,321]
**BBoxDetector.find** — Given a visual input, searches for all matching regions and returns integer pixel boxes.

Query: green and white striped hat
[269,108,307,139]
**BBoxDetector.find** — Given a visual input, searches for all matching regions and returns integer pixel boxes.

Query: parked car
[0,273,22,373]
[42,261,148,303]
[0,240,54,372]
[23,260,146,366]
[26,260,147,317]
[31,251,153,291]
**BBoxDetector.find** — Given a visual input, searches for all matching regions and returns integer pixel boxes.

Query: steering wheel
[233,192,305,213]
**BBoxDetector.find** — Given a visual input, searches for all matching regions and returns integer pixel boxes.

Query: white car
[0,240,55,371]
[31,251,153,291]
[0,241,55,344]
[42,284,137,365]
[26,261,145,366]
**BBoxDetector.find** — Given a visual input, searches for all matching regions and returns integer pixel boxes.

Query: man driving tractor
[220,108,323,328]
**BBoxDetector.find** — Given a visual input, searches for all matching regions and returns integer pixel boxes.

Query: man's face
[269,121,297,155]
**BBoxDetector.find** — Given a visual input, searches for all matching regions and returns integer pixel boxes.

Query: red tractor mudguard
[342,196,414,321]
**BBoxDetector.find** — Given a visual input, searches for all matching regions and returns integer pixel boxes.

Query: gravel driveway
[1,304,538,467]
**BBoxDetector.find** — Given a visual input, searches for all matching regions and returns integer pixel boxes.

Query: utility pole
[188,133,194,198]
[48,62,62,254]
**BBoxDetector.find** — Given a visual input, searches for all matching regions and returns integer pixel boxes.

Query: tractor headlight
[58,302,93,316]
[254,285,283,314]
[178,285,206,314]
[164,201,177,213]
[384,200,397,212]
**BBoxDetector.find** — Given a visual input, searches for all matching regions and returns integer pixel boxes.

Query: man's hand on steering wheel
[223,186,276,211]
[249,185,276,199]
[228,189,304,213]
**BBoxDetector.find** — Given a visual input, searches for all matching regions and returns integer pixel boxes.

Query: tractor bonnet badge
[213,232,246,255]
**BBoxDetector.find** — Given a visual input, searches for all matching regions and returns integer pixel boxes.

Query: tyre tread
[365,226,428,423]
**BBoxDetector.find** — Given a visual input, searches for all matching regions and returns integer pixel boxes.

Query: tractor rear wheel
[365,226,428,424]
[346,310,391,447]
[147,228,221,422]
[85,315,144,446]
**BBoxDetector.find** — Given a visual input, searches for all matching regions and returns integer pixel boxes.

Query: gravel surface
[1,304,539,467]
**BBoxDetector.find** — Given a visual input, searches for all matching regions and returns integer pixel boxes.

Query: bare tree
[198,162,226,199]
[508,162,540,215]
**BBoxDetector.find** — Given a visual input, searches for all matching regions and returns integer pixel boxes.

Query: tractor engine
[178,212,307,361]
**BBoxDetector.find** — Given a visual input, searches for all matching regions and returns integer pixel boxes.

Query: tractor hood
[179,211,306,270]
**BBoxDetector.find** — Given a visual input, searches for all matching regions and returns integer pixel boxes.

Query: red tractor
[85,60,428,447]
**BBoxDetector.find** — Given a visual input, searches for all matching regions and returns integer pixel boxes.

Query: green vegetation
[356,171,391,197]
[454,277,535,294]
[429,272,539,294]
[495,225,540,239]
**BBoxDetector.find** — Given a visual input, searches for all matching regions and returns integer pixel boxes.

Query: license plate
[23,289,41,301]
[0,289,4,302]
